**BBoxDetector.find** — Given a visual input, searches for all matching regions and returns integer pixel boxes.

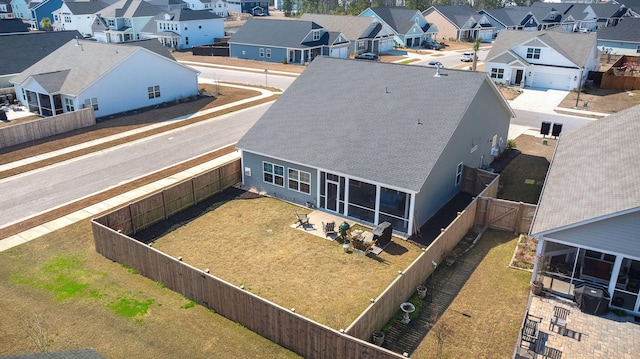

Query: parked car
[421,41,445,50]
[426,61,443,68]
[355,52,379,61]
[460,52,474,62]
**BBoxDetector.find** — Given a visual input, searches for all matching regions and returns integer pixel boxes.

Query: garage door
[478,30,493,42]
[380,39,394,52]
[330,47,348,58]
[531,72,572,90]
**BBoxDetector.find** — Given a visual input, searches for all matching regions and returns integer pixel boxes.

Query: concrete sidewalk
[0,83,274,175]
[178,60,301,76]
[0,151,241,252]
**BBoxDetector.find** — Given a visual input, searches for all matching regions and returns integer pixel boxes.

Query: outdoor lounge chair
[322,221,337,237]
[549,306,570,336]
[520,311,542,351]
[295,211,310,229]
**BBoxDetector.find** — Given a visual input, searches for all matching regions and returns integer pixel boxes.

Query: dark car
[355,52,379,61]
[421,41,445,50]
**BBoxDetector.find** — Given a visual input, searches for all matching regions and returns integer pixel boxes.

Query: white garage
[330,46,348,58]
[379,38,394,52]
[531,72,573,90]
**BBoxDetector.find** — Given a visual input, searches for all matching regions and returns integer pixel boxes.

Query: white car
[460,52,474,62]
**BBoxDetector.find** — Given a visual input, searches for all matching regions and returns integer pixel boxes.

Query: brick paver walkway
[518,294,640,358]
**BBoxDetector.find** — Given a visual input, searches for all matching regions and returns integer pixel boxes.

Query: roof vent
[75,36,79,46]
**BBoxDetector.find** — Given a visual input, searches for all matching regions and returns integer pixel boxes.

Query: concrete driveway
[509,88,569,114]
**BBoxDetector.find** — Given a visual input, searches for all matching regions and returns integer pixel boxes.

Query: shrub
[506,139,517,150]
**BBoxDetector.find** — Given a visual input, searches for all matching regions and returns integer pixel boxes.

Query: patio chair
[322,221,337,238]
[294,211,310,229]
[520,311,542,350]
[536,343,563,359]
[549,306,570,336]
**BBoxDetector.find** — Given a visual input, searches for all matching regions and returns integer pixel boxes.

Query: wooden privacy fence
[92,219,404,358]
[98,159,241,235]
[92,161,533,355]
[475,197,536,234]
[346,199,479,340]
[600,55,640,90]
[0,108,94,149]
[461,166,499,197]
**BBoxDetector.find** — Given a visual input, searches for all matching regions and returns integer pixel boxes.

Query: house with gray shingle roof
[596,17,640,55]
[236,56,514,235]
[181,0,227,17]
[0,30,80,87]
[0,0,13,19]
[423,5,495,42]
[484,29,599,90]
[228,18,350,64]
[10,39,198,117]
[0,17,30,33]
[92,0,164,43]
[51,0,109,36]
[140,7,223,49]
[591,2,633,28]
[529,104,640,315]
[359,6,436,48]
[299,13,395,55]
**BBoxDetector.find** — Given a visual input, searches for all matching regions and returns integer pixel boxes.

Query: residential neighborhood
[0,1,639,358]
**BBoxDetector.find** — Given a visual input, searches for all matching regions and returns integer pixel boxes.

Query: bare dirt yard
[557,87,640,114]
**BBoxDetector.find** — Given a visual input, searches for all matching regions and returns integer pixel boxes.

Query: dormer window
[313,30,320,41]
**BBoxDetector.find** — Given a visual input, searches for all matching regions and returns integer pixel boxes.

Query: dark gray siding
[229,43,288,63]
[242,151,318,206]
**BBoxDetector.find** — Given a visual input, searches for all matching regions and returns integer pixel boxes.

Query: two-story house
[0,0,14,19]
[52,0,109,36]
[29,0,62,29]
[299,13,395,55]
[140,8,224,49]
[359,6,435,48]
[423,5,495,42]
[181,0,227,18]
[10,0,30,20]
[92,0,164,43]
[227,0,267,16]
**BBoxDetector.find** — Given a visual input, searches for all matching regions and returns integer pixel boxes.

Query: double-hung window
[491,68,504,79]
[259,48,264,57]
[288,169,310,194]
[266,48,271,58]
[64,98,74,112]
[84,97,98,111]
[263,162,284,187]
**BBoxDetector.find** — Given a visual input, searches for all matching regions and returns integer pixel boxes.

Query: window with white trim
[64,98,74,112]
[148,85,161,99]
[357,41,366,51]
[490,68,504,79]
[288,169,310,194]
[266,48,271,58]
[259,48,264,57]
[263,162,284,186]
[455,162,463,186]
[83,97,98,111]
[526,48,541,59]
[313,30,320,41]
[636,45,640,54]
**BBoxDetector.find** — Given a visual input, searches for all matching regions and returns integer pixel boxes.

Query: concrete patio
[517,293,640,358]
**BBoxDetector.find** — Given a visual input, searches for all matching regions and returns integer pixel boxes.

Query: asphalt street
[0,104,270,229]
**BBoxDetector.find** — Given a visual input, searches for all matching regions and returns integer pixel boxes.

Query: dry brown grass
[412,230,530,359]
[557,88,640,114]
[151,195,423,329]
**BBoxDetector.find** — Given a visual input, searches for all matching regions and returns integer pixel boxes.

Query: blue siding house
[359,6,435,47]
[236,57,514,235]
[596,17,640,55]
[29,0,63,29]
[228,18,350,64]
[227,0,268,16]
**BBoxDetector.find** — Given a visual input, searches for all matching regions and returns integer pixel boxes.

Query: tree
[283,0,293,17]
[472,37,481,71]
[345,0,370,16]
[39,17,52,31]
